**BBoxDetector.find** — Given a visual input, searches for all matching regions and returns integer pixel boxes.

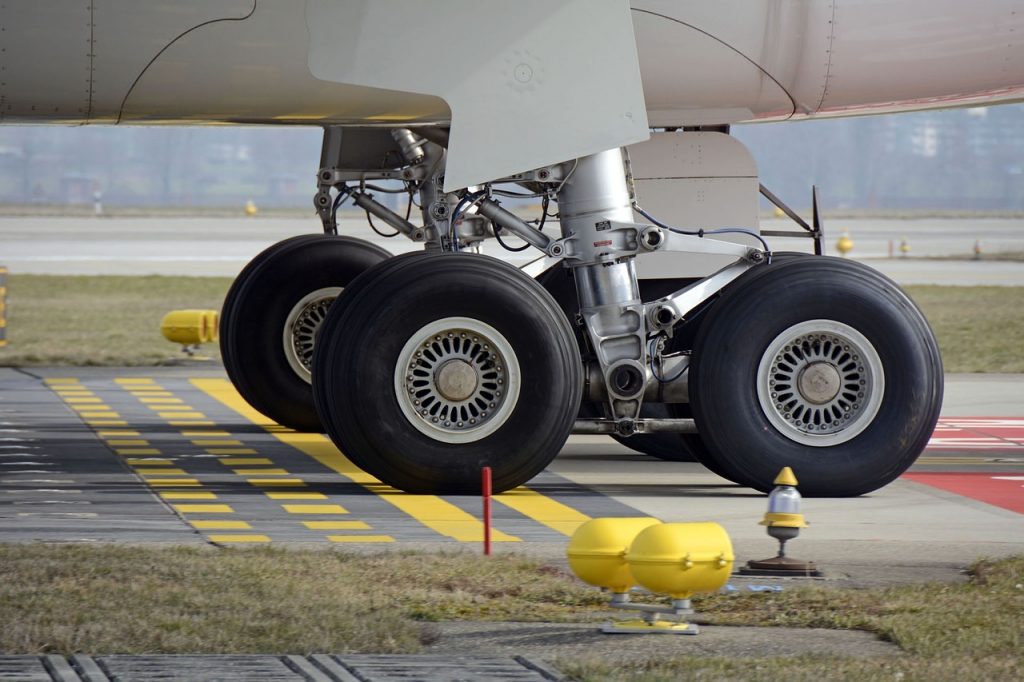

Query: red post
[482,466,492,556]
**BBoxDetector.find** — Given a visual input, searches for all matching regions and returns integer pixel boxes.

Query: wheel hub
[756,320,885,447]
[283,287,342,383]
[435,360,478,401]
[797,362,842,405]
[395,317,521,443]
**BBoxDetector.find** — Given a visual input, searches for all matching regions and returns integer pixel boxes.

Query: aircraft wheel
[314,253,582,494]
[220,234,390,431]
[689,256,943,496]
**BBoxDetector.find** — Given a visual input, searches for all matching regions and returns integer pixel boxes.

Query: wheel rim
[394,317,521,444]
[756,320,884,447]
[282,287,342,384]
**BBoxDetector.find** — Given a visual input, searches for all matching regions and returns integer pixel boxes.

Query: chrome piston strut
[556,148,648,420]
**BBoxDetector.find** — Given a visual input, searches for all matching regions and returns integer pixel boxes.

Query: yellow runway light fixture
[836,231,853,257]
[742,467,821,577]
[160,309,220,358]
[566,517,661,593]
[567,518,734,635]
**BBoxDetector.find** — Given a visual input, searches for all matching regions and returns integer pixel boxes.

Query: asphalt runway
[1,366,1022,586]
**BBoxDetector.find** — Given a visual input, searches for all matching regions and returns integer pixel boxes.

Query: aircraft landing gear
[221,128,941,496]
[219,234,389,431]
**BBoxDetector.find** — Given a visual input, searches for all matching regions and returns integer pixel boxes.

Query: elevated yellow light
[566,517,660,593]
[626,522,734,599]
[160,309,218,345]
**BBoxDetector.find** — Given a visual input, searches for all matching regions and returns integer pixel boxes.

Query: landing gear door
[306,0,650,191]
[627,131,760,279]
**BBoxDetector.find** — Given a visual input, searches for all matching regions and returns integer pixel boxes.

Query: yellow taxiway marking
[115,378,155,384]
[160,492,218,500]
[193,439,243,446]
[152,405,199,412]
[304,521,371,530]
[191,520,253,530]
[148,478,201,487]
[173,504,233,513]
[54,391,93,397]
[106,439,149,446]
[72,404,113,412]
[233,468,289,476]
[328,535,394,543]
[79,411,121,419]
[282,504,348,515]
[139,468,188,476]
[86,420,129,427]
[266,492,327,500]
[209,534,271,543]
[193,378,520,543]
[139,397,184,404]
[168,420,216,427]
[206,448,258,455]
[63,397,103,404]
[126,458,175,466]
[158,412,207,419]
[495,487,591,536]
[220,458,273,466]
[181,430,233,438]
[115,448,162,456]
[247,478,306,487]
[45,378,81,384]
[97,430,141,437]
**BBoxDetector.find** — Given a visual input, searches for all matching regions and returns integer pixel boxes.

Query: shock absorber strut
[556,148,648,421]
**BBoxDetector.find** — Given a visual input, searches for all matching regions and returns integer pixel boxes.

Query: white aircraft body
[3,1,1021,495]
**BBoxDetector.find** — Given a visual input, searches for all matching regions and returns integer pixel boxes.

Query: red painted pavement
[903,473,1024,514]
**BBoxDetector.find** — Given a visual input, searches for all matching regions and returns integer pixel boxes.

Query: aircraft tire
[689,256,943,496]
[220,234,390,432]
[313,252,582,494]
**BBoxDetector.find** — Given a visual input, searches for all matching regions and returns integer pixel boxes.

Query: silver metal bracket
[646,259,757,332]
[573,418,697,435]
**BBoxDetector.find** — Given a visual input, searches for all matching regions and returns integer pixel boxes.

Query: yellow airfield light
[567,518,734,635]
[161,310,213,345]
[566,517,661,593]
[836,231,854,256]
[626,522,735,599]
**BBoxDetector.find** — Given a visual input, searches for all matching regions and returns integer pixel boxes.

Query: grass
[905,286,1024,372]
[0,546,604,655]
[0,546,1021,681]
[0,275,1021,372]
[0,275,231,366]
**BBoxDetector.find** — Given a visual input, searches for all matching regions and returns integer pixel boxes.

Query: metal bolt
[489,402,495,408]
[457,422,463,428]
[470,419,477,424]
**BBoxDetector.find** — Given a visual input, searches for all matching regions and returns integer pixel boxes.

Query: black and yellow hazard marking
[40,373,642,545]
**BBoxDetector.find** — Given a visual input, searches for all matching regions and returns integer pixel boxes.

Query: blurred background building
[0,104,1021,212]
